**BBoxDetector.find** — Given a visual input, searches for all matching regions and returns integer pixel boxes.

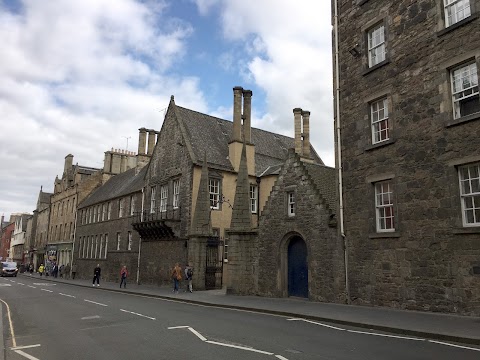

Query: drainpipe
[136,187,145,285]
[334,0,350,304]
[70,206,77,278]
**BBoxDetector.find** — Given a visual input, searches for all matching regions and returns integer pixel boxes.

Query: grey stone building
[132,89,324,289]
[333,0,480,314]
[74,165,146,283]
[30,188,52,269]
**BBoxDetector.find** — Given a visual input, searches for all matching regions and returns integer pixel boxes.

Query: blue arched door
[288,237,308,298]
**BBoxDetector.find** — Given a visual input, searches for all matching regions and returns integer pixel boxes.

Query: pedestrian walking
[71,263,77,279]
[59,264,65,278]
[64,263,71,279]
[171,263,182,293]
[38,264,45,276]
[52,263,58,278]
[120,265,128,288]
[29,263,34,275]
[184,264,193,293]
[92,264,101,286]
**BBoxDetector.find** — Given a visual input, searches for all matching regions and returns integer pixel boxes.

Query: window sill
[452,227,480,234]
[437,14,479,37]
[365,138,395,151]
[369,232,401,239]
[362,59,391,76]
[445,112,480,127]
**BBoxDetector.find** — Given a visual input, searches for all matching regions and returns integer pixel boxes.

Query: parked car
[1,262,18,277]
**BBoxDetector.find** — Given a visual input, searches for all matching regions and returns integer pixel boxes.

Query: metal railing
[132,205,181,224]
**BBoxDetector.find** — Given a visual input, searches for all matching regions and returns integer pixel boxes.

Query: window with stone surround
[108,202,112,220]
[367,23,386,67]
[370,97,390,144]
[173,179,180,209]
[375,180,395,232]
[102,203,107,221]
[150,186,156,213]
[130,195,135,216]
[119,198,125,218]
[450,61,479,119]
[116,232,121,251]
[209,178,220,209]
[128,231,132,250]
[459,162,480,226]
[104,234,108,258]
[160,185,168,212]
[99,235,104,258]
[78,237,83,258]
[287,191,295,217]
[97,205,101,222]
[444,0,472,27]
[250,184,258,213]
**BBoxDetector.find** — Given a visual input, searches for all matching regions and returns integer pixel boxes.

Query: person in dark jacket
[93,264,101,286]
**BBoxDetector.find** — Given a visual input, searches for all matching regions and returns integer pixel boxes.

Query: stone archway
[287,236,308,298]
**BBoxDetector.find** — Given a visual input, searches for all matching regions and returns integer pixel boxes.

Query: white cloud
[210,1,334,165]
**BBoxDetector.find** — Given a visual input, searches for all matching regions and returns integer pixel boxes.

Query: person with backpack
[184,264,193,293]
[120,265,128,288]
[171,263,182,294]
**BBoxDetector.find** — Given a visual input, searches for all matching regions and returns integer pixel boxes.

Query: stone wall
[257,151,345,302]
[335,0,480,314]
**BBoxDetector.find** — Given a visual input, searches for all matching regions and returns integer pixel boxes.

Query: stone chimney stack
[64,154,73,173]
[103,151,112,173]
[138,128,147,155]
[301,110,311,159]
[242,90,252,143]
[293,108,303,156]
[147,129,156,155]
[232,86,243,142]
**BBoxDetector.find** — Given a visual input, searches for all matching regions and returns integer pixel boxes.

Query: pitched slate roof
[78,166,146,209]
[39,191,52,204]
[175,106,323,176]
[304,163,337,212]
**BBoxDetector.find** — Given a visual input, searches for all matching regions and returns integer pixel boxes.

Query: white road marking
[169,326,287,358]
[188,327,207,341]
[0,298,17,347]
[40,289,53,293]
[33,283,56,286]
[13,349,40,360]
[17,283,25,285]
[428,340,480,352]
[287,318,345,331]
[168,326,190,329]
[0,284,11,287]
[81,315,100,320]
[347,329,423,341]
[205,340,274,355]
[11,344,41,350]
[27,285,36,289]
[84,299,107,307]
[119,309,155,320]
[59,293,75,298]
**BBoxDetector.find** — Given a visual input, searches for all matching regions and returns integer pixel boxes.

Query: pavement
[20,273,480,346]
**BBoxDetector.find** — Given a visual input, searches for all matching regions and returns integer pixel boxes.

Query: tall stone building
[132,88,324,288]
[333,0,480,314]
[11,213,32,263]
[0,221,15,261]
[31,188,52,269]
[74,133,150,282]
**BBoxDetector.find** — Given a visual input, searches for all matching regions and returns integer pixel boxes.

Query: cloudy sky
[0,0,333,219]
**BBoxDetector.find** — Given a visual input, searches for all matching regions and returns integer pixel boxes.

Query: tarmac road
[1,276,479,360]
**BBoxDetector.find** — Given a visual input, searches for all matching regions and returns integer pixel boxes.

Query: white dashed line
[168,326,189,329]
[84,299,108,307]
[206,340,274,355]
[17,283,24,285]
[59,293,75,298]
[275,356,290,360]
[40,289,53,293]
[119,309,155,320]
[27,285,36,289]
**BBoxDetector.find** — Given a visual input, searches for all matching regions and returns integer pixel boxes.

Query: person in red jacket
[120,265,128,288]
